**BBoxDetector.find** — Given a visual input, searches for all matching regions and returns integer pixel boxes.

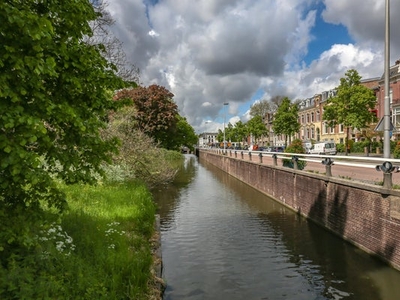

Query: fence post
[322,157,334,177]
[272,154,277,166]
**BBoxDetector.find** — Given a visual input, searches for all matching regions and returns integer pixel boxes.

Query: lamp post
[383,0,390,158]
[223,102,229,154]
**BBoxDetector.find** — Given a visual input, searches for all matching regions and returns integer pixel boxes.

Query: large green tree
[272,97,300,145]
[247,115,268,142]
[323,69,377,154]
[0,0,124,248]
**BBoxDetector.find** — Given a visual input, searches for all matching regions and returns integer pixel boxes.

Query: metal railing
[201,148,400,189]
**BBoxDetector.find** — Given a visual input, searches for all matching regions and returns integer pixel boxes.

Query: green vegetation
[323,69,377,155]
[1,181,158,299]
[282,139,307,170]
[1,1,189,299]
[272,97,300,146]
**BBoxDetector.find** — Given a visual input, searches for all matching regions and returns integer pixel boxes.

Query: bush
[282,139,307,170]
[101,106,183,188]
[393,141,400,158]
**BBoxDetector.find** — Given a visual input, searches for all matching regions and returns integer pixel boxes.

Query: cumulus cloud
[105,0,400,133]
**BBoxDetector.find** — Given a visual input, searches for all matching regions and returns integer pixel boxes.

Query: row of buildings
[199,59,400,148]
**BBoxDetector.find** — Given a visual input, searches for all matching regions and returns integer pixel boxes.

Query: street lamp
[383,0,390,158]
[223,102,229,154]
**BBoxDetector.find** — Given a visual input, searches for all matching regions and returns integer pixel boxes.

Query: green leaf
[4,146,12,153]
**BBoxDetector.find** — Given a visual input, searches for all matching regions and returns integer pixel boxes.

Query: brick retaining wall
[199,150,400,271]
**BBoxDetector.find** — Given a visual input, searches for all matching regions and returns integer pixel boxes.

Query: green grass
[1,181,157,300]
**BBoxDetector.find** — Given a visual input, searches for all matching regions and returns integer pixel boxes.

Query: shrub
[282,139,307,170]
[393,141,400,158]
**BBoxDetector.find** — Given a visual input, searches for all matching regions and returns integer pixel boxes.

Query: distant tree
[247,115,268,142]
[250,99,272,119]
[114,85,179,149]
[170,116,198,151]
[233,121,249,145]
[270,95,285,111]
[272,97,300,145]
[323,69,377,155]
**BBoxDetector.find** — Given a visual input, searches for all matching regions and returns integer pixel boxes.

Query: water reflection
[152,155,400,300]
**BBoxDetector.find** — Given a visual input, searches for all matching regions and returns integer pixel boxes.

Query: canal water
[152,154,400,300]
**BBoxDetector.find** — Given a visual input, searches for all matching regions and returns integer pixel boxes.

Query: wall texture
[199,150,400,271]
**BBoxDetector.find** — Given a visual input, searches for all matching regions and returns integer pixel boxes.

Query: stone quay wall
[198,150,400,271]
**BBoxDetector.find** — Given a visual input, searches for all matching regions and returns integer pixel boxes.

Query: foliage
[170,115,198,151]
[272,97,300,145]
[0,181,157,300]
[233,121,249,143]
[114,85,186,149]
[336,143,345,153]
[247,115,268,140]
[101,105,183,188]
[86,0,140,83]
[393,141,400,159]
[250,99,274,119]
[282,139,307,170]
[323,69,377,153]
[0,0,126,269]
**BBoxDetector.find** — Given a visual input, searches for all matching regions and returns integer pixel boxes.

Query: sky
[105,0,400,134]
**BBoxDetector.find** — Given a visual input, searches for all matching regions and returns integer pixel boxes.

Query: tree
[0,0,125,253]
[323,69,377,155]
[233,121,249,145]
[272,97,300,145]
[170,115,198,151]
[114,85,179,149]
[250,99,272,119]
[101,105,181,187]
[247,115,268,142]
[86,0,140,83]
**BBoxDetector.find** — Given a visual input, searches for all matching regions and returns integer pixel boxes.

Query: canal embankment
[198,149,400,271]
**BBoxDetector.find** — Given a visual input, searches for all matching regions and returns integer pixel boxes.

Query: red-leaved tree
[114,84,179,149]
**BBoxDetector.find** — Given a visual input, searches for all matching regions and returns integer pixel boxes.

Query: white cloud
[105,0,400,133]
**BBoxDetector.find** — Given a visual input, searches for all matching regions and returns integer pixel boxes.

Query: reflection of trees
[151,155,197,225]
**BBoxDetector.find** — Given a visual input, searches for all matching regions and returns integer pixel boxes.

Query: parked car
[266,146,284,152]
[308,142,336,155]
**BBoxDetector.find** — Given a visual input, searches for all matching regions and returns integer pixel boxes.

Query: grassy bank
[1,181,158,299]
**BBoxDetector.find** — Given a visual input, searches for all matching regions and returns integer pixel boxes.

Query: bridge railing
[200,148,400,189]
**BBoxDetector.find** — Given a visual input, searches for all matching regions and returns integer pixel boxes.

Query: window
[339,124,344,133]
[392,107,400,127]
[311,112,314,122]
[390,88,393,104]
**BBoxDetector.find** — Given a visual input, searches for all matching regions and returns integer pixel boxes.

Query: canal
[152,154,400,300]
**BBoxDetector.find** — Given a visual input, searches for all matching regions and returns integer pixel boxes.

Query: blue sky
[107,0,400,133]
[305,4,354,65]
